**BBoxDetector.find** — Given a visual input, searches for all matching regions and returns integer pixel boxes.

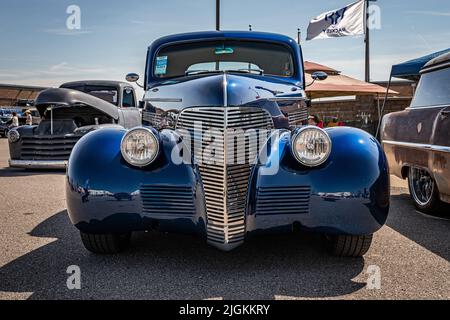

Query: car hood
[35,88,119,120]
[144,73,304,110]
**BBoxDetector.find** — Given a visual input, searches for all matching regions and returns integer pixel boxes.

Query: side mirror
[126,73,140,83]
[311,71,328,81]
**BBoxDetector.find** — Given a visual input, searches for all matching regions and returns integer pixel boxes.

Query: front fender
[66,127,206,234]
[248,127,390,235]
[8,125,37,159]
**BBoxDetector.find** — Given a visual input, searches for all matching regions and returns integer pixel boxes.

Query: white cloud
[404,10,450,17]
[0,62,120,83]
[42,28,93,36]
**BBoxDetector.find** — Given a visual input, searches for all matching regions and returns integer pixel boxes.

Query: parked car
[66,31,390,256]
[381,52,450,213]
[0,120,8,138]
[60,80,138,108]
[7,80,141,169]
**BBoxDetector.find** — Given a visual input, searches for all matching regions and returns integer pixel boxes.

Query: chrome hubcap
[409,167,434,206]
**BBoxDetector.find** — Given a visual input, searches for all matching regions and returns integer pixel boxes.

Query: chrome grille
[142,111,162,128]
[20,135,82,160]
[288,109,308,126]
[255,186,311,215]
[140,185,195,219]
[176,107,273,250]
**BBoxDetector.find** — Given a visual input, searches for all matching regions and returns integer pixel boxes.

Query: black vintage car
[382,52,450,213]
[7,80,141,169]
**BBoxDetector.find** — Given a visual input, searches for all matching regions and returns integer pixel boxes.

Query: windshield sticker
[155,56,168,75]
[215,47,234,55]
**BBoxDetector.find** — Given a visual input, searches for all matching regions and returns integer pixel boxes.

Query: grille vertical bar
[176,106,273,250]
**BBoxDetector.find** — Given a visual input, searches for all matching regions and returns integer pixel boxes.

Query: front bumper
[9,159,68,169]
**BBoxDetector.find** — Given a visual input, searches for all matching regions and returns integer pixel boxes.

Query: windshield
[62,85,119,106]
[153,40,295,78]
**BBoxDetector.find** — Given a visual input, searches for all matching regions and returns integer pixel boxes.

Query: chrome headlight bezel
[7,129,20,143]
[120,127,160,167]
[291,126,332,167]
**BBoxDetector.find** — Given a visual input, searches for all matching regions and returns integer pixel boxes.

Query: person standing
[308,115,324,128]
[327,116,340,127]
[307,115,317,126]
[11,112,19,128]
[25,110,33,125]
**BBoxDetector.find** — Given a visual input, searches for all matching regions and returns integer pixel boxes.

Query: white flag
[306,0,365,41]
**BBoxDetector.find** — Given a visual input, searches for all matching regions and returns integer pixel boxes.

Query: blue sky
[0,0,449,96]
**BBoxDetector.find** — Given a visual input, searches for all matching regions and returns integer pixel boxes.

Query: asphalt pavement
[0,138,449,300]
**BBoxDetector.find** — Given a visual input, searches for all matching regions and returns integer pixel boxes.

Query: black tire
[407,167,444,214]
[80,231,131,254]
[325,234,373,257]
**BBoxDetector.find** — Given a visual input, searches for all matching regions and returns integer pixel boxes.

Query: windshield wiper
[228,68,264,75]
[185,70,222,76]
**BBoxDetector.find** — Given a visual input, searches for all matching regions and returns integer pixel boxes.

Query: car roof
[422,52,450,72]
[148,30,297,48]
[60,80,132,89]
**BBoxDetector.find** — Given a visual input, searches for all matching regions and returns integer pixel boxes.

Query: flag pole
[215,0,220,71]
[216,0,220,31]
[365,0,377,82]
[364,0,370,82]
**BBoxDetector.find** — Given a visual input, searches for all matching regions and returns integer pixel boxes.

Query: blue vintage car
[66,31,390,256]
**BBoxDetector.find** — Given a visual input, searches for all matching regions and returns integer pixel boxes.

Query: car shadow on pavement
[387,193,450,262]
[0,210,367,300]
[0,167,65,177]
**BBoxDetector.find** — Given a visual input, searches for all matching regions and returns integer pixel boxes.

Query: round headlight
[120,128,159,167]
[8,129,20,143]
[292,126,332,167]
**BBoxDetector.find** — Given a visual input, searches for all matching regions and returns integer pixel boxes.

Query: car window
[411,67,450,108]
[153,40,295,78]
[122,87,136,107]
[84,86,118,106]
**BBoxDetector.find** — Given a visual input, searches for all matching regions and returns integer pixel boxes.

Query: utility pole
[216,0,220,31]
[297,28,301,45]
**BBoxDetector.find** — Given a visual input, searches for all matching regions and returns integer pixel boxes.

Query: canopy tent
[375,48,450,138]
[390,48,450,81]
[304,61,398,99]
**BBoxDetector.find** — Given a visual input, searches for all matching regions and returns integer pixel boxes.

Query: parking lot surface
[0,139,449,300]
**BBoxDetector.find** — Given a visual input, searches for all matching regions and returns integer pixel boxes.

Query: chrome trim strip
[421,61,450,74]
[145,98,182,102]
[268,97,305,102]
[382,140,450,153]
[223,73,228,107]
[405,104,449,110]
[9,159,67,169]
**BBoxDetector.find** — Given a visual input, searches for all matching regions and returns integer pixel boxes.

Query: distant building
[304,61,412,135]
[0,83,48,107]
